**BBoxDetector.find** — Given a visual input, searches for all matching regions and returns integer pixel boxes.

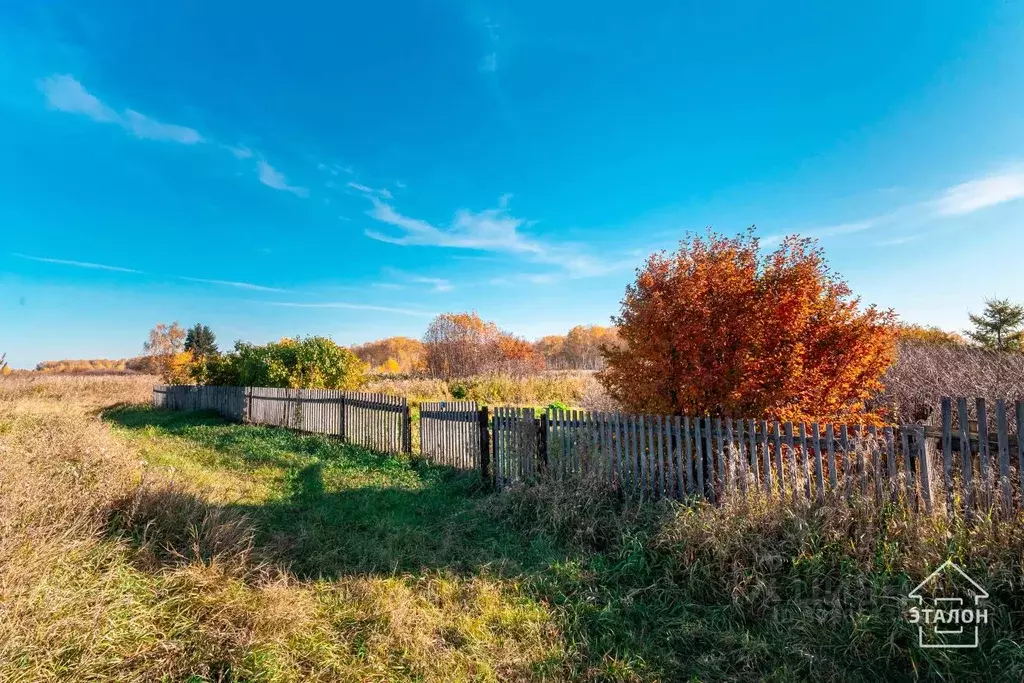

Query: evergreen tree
[184,324,219,359]
[966,298,1024,351]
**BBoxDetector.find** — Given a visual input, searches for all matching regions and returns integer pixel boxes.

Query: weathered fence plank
[996,399,1011,513]
[154,385,409,455]
[154,388,1024,513]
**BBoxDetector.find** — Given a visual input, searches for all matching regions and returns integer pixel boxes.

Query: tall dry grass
[489,475,1024,680]
[0,374,563,681]
[364,370,618,410]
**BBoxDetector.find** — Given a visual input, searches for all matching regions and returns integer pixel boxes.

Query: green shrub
[229,336,367,389]
[546,400,569,412]
[194,353,241,386]
[449,381,469,399]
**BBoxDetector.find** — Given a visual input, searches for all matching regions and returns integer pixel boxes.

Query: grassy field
[2,375,1023,681]
[363,371,618,412]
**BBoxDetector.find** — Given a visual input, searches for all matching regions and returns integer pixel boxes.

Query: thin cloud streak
[123,109,204,144]
[258,160,308,197]
[347,181,393,199]
[409,276,454,292]
[933,171,1024,216]
[790,167,1024,246]
[39,74,305,199]
[365,196,634,280]
[365,197,545,255]
[12,253,296,293]
[40,75,203,144]
[13,253,144,274]
[269,302,436,317]
[178,276,289,292]
[380,267,455,292]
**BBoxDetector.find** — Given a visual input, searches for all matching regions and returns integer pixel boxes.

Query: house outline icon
[908,560,989,649]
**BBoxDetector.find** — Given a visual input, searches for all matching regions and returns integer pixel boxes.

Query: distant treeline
[350,320,621,376]
[35,357,154,374]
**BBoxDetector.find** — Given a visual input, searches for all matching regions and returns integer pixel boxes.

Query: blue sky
[2,1,1024,368]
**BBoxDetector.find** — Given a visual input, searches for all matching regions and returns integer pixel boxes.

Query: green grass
[108,407,561,580]
[100,407,1024,682]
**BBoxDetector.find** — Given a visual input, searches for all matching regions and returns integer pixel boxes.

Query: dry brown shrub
[877,341,1024,424]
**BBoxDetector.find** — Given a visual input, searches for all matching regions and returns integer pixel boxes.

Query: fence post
[539,412,549,476]
[340,394,347,442]
[478,406,491,481]
[403,403,413,454]
[491,408,500,487]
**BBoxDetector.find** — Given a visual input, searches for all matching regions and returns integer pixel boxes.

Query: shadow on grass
[104,405,562,581]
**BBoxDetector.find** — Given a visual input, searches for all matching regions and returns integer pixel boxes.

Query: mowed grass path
[104,406,635,681]
[98,407,875,682]
[107,406,559,580]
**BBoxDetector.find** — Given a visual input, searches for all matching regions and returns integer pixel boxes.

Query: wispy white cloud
[479,17,501,73]
[178,276,288,292]
[409,275,454,292]
[875,235,920,246]
[225,145,254,159]
[787,167,1024,247]
[40,75,203,144]
[13,252,143,274]
[378,267,455,293]
[12,252,299,294]
[933,171,1024,216]
[489,273,558,286]
[479,52,497,73]
[258,160,309,197]
[809,219,879,238]
[39,74,119,122]
[366,198,544,255]
[123,109,203,144]
[269,302,436,317]
[347,181,392,200]
[39,74,306,199]
[364,196,635,282]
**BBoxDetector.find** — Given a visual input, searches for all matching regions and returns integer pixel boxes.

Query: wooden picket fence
[153,386,1024,515]
[419,401,489,472]
[153,385,411,454]
[433,397,1024,516]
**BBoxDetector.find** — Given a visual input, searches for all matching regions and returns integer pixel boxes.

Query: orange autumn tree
[492,333,545,376]
[423,312,499,378]
[599,229,898,422]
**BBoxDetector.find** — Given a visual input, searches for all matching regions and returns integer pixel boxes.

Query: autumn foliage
[897,324,965,348]
[423,312,543,378]
[351,336,427,374]
[599,229,898,422]
[534,325,621,370]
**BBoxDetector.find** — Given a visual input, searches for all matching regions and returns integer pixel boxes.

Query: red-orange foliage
[423,312,545,378]
[492,333,545,376]
[599,229,898,422]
